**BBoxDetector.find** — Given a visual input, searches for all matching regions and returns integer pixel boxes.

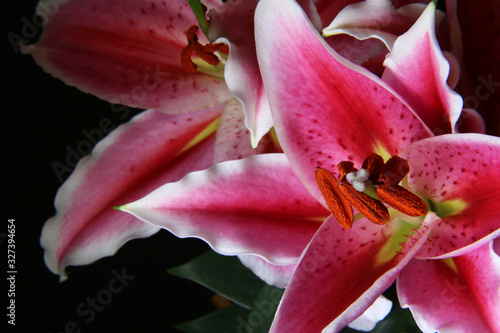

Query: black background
[5,1,216,332]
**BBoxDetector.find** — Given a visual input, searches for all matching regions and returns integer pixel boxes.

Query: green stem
[187,0,210,38]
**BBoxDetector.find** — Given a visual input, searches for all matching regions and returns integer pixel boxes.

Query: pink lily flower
[116,0,499,331]
[319,0,489,135]
[253,0,500,331]
[24,0,284,279]
[320,0,488,135]
[26,0,405,283]
[29,0,362,281]
[320,0,434,76]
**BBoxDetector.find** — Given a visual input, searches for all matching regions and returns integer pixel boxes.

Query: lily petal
[295,0,323,31]
[41,106,222,279]
[401,134,500,259]
[23,0,232,112]
[344,295,392,332]
[238,255,295,288]
[212,98,278,164]
[314,0,364,29]
[255,0,431,200]
[202,0,224,11]
[269,213,440,332]
[323,0,427,50]
[119,154,329,265]
[208,1,272,147]
[398,241,500,332]
[382,2,463,134]
[324,34,388,76]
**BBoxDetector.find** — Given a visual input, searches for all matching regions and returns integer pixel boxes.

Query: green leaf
[371,305,422,333]
[244,284,284,333]
[168,251,267,309]
[187,0,210,37]
[174,305,250,333]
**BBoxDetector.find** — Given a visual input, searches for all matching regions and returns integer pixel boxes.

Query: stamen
[186,25,199,42]
[180,25,229,73]
[376,184,428,217]
[346,169,369,192]
[338,181,390,225]
[215,43,229,55]
[190,41,220,65]
[362,153,384,184]
[315,167,353,229]
[362,153,428,217]
[181,45,197,73]
[337,161,355,179]
[382,155,409,187]
[203,43,229,55]
[316,164,389,228]
[315,153,428,230]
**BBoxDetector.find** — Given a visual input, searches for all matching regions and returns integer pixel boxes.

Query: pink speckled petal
[401,134,500,259]
[382,2,463,134]
[238,255,296,288]
[323,0,427,50]
[212,98,279,164]
[398,242,500,332]
[324,34,388,73]
[120,154,329,265]
[23,0,232,113]
[269,213,440,333]
[208,1,272,147]
[41,106,223,279]
[208,0,329,146]
[255,0,431,200]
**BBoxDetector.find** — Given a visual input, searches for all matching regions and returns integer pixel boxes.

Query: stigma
[346,168,369,192]
[181,25,229,73]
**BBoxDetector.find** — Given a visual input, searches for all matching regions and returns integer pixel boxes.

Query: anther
[315,153,428,230]
[338,181,390,225]
[181,25,229,73]
[376,184,428,216]
[361,153,428,216]
[316,166,389,229]
[382,156,409,187]
[315,167,353,229]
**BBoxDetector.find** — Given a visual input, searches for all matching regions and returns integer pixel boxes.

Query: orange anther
[181,45,197,73]
[376,184,428,217]
[315,153,428,230]
[338,181,389,225]
[315,167,353,229]
[180,25,229,73]
[186,25,199,43]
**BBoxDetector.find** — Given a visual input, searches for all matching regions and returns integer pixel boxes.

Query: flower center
[181,25,229,73]
[315,153,428,229]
